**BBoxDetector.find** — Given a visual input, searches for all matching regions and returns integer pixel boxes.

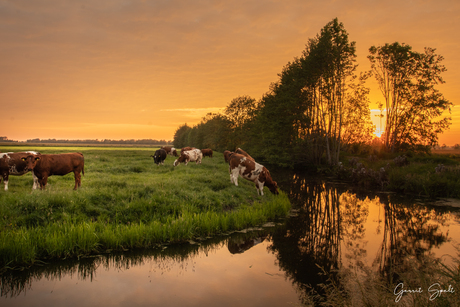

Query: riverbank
[0,146,291,269]
[336,149,460,199]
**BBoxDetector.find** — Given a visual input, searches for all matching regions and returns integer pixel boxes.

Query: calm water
[2,172,460,306]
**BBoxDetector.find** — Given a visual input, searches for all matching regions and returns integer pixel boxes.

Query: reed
[0,146,291,267]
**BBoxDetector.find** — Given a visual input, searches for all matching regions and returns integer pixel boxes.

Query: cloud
[160,107,225,119]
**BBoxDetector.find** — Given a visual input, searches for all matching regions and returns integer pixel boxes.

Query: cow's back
[235,148,255,161]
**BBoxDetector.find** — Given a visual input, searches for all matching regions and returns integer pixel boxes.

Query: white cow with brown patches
[173,149,203,166]
[228,153,279,196]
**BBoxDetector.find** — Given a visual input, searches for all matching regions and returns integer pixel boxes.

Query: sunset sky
[1,0,459,145]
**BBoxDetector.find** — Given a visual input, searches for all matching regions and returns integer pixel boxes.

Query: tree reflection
[268,170,453,304]
[377,196,449,283]
[268,175,347,302]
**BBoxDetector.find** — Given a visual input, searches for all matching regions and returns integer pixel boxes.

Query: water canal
[2,172,460,306]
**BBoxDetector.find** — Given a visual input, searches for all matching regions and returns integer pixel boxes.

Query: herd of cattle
[0,146,278,196]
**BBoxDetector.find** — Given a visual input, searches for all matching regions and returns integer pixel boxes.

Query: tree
[309,18,357,165]
[224,95,258,149]
[341,73,375,146]
[368,42,452,151]
[173,124,192,149]
[197,113,233,151]
[252,18,358,167]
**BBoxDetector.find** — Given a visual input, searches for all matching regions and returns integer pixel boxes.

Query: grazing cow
[223,150,234,163]
[0,151,41,191]
[201,148,213,158]
[151,149,167,166]
[228,153,279,196]
[32,153,85,190]
[174,149,203,166]
[235,148,255,161]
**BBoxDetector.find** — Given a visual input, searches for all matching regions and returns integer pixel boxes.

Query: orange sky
[1,0,459,145]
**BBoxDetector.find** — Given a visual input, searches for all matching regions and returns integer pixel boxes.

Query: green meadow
[0,146,291,268]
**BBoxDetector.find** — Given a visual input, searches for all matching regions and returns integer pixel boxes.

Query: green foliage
[0,146,291,267]
[368,42,453,151]
[173,123,192,149]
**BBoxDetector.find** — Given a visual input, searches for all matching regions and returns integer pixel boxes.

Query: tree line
[24,138,172,145]
[173,18,452,168]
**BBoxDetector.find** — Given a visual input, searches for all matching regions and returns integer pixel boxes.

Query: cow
[228,153,279,196]
[235,148,255,161]
[169,148,178,157]
[223,150,234,163]
[32,153,85,190]
[151,149,167,166]
[181,147,196,155]
[0,151,41,191]
[161,146,173,154]
[201,148,213,158]
[174,149,203,166]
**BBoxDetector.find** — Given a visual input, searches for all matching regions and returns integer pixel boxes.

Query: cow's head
[267,181,279,195]
[173,153,188,166]
[224,150,234,163]
[21,152,41,171]
[262,169,279,195]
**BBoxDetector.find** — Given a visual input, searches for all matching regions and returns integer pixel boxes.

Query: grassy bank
[337,149,460,199]
[0,146,291,268]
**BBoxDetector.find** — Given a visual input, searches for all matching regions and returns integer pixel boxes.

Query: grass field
[0,146,291,268]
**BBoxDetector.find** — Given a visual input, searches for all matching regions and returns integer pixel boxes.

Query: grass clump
[0,146,290,268]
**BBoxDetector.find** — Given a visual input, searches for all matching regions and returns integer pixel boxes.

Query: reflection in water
[269,170,457,304]
[1,171,459,306]
[228,234,267,254]
[377,199,449,282]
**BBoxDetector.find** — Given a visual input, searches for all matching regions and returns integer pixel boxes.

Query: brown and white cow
[170,148,178,157]
[0,151,41,191]
[201,148,213,158]
[228,153,279,196]
[174,149,203,166]
[235,148,255,161]
[32,153,85,190]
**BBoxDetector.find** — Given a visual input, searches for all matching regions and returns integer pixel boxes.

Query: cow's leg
[40,175,48,190]
[32,172,39,190]
[231,168,239,186]
[74,171,81,189]
[2,173,8,191]
[256,181,264,196]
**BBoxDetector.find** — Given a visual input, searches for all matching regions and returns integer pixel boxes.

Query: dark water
[2,172,460,306]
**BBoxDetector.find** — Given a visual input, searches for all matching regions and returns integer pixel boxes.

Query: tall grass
[0,146,291,267]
